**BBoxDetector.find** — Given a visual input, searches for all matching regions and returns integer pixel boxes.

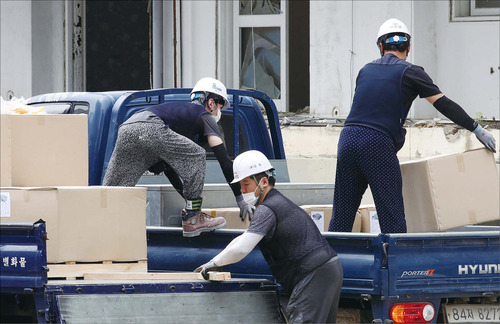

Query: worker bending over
[195,150,343,323]
[103,77,253,237]
[329,18,496,234]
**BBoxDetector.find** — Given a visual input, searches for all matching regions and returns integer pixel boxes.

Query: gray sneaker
[182,210,226,237]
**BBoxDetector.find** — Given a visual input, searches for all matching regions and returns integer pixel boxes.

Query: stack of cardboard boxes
[0,114,147,263]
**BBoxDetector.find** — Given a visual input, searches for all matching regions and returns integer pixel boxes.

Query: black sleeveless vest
[258,189,336,293]
[345,54,412,150]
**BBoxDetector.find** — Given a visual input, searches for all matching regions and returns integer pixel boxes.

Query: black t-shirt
[401,64,441,107]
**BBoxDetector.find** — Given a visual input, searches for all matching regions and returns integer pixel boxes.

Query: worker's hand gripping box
[0,186,147,263]
[202,207,251,229]
[0,114,88,187]
[401,148,499,232]
[300,205,362,232]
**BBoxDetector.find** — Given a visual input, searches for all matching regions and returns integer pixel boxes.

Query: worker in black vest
[103,77,254,237]
[329,18,496,234]
[195,150,343,323]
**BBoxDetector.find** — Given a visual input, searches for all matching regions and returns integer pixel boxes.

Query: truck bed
[147,225,500,323]
[147,226,500,298]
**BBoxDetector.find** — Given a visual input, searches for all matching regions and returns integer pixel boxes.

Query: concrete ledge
[282,125,499,162]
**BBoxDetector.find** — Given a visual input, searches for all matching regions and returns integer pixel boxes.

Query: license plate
[444,304,500,323]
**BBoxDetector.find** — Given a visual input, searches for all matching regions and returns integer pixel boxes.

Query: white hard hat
[190,77,230,109]
[231,150,274,184]
[377,18,411,42]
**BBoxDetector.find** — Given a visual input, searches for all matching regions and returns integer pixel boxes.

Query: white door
[233,0,287,112]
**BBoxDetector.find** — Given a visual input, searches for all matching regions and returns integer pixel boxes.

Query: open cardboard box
[401,148,499,232]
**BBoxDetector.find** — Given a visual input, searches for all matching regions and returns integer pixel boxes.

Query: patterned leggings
[328,125,407,233]
[102,122,206,200]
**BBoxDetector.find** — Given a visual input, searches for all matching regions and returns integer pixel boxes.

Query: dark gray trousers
[286,257,343,323]
[102,122,206,199]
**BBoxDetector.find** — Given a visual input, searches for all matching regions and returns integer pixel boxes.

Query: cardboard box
[1,116,12,186]
[300,205,362,232]
[0,114,88,187]
[401,148,500,232]
[358,205,380,233]
[0,186,147,263]
[203,207,250,229]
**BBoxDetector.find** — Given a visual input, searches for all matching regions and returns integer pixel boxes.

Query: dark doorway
[288,0,310,113]
[86,0,151,92]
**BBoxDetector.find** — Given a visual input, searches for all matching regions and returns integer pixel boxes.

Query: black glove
[148,161,168,175]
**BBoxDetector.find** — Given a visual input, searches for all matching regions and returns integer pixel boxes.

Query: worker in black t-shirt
[329,18,496,234]
[103,77,253,237]
[195,150,343,323]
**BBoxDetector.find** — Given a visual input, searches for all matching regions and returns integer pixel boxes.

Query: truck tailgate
[49,279,282,323]
[386,231,500,298]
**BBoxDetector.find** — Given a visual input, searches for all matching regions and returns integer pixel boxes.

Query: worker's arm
[207,136,237,194]
[208,135,254,220]
[194,232,264,279]
[213,232,264,265]
[428,94,496,152]
[207,134,223,147]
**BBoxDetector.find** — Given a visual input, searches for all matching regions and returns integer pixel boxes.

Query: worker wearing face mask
[103,77,253,237]
[195,150,343,323]
[329,18,496,234]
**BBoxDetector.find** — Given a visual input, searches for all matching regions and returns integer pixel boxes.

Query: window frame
[471,0,500,16]
[451,0,500,22]
[233,1,288,112]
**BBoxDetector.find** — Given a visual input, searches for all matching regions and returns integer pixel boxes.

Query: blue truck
[1,89,499,323]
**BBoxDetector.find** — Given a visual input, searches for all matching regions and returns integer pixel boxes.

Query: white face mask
[242,179,263,207]
[213,107,221,123]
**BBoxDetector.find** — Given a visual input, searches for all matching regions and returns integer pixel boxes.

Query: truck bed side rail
[147,227,387,297]
[0,221,48,292]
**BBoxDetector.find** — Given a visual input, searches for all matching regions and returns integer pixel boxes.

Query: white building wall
[179,0,217,88]
[310,0,500,120]
[1,0,65,100]
[411,0,438,119]
[1,0,498,120]
[31,0,65,96]
[310,0,412,118]
[1,1,33,99]
[433,0,499,120]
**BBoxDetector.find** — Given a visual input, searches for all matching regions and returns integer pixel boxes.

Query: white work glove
[236,195,254,221]
[473,124,496,153]
[194,260,220,280]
